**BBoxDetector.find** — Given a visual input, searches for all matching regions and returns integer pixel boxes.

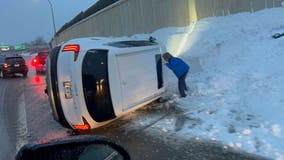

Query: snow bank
[148,7,284,159]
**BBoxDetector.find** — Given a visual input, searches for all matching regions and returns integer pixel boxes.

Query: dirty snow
[133,6,284,160]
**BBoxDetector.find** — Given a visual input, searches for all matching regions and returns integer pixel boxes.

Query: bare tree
[31,36,48,46]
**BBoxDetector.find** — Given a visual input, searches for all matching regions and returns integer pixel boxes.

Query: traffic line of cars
[0,50,49,79]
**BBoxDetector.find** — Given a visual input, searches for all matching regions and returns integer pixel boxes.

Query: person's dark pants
[178,71,188,97]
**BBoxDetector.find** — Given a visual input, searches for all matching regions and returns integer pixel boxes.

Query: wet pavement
[0,78,16,160]
[0,56,271,160]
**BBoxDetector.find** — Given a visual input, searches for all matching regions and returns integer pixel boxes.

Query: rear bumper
[46,60,59,121]
[3,67,28,74]
[45,46,71,129]
[35,65,46,72]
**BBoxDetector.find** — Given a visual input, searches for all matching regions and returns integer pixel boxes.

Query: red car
[31,51,49,74]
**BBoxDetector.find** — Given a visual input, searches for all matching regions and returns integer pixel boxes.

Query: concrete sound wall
[52,0,283,46]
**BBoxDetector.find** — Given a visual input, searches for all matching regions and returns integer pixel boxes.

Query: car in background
[31,50,49,74]
[45,37,166,130]
[0,55,28,78]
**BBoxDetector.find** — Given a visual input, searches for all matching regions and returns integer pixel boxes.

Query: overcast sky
[0,0,98,45]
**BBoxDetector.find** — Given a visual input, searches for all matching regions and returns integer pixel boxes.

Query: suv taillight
[3,63,9,68]
[62,44,80,61]
[73,117,90,130]
[31,57,38,66]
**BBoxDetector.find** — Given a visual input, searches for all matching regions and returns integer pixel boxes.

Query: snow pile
[149,7,284,159]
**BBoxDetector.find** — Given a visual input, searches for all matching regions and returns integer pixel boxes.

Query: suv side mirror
[16,136,130,160]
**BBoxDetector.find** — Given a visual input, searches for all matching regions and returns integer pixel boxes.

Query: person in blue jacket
[163,52,190,97]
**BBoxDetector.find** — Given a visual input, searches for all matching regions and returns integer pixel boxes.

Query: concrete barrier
[52,0,283,46]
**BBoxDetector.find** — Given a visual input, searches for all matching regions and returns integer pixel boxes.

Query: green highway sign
[0,45,9,49]
[0,45,10,51]
[14,45,26,50]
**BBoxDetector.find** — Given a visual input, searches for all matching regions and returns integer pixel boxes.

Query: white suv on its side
[45,37,166,130]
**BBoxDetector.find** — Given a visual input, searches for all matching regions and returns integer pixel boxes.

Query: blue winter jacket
[166,57,189,78]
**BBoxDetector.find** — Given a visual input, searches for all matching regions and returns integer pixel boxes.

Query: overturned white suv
[45,37,166,130]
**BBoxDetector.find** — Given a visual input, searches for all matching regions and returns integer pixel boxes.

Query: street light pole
[47,0,56,35]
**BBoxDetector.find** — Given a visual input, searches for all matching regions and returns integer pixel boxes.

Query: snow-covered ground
[133,6,284,160]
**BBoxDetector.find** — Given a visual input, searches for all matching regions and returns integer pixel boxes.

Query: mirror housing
[16,136,130,160]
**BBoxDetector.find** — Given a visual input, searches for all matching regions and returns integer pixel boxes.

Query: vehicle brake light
[3,63,9,68]
[62,44,80,61]
[31,57,39,66]
[73,117,90,130]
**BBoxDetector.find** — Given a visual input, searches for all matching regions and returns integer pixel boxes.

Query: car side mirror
[16,136,130,160]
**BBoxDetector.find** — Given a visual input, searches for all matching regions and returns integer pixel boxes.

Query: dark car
[0,55,28,78]
[31,51,49,74]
